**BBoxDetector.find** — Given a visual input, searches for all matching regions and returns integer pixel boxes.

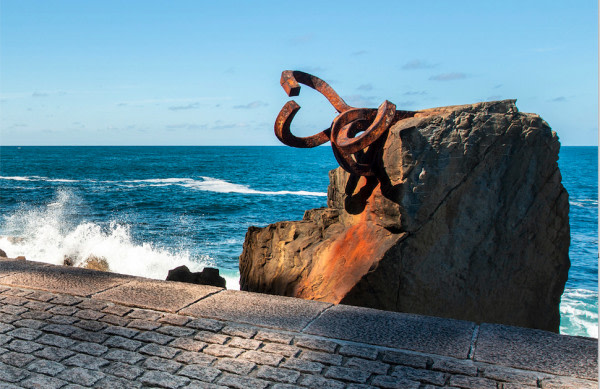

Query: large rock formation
[239,100,570,332]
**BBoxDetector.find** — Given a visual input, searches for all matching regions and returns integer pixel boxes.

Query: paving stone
[186,318,224,332]
[214,357,256,375]
[59,366,104,386]
[34,346,76,361]
[12,318,46,330]
[143,356,183,373]
[203,344,243,358]
[6,339,43,353]
[62,384,87,389]
[298,374,345,389]
[76,299,109,311]
[339,344,379,360]
[21,310,52,320]
[74,309,104,320]
[50,295,83,306]
[325,366,371,383]
[448,374,498,389]
[128,319,161,331]
[26,358,66,376]
[63,353,109,370]
[346,357,390,374]
[0,351,36,367]
[23,300,53,312]
[103,325,139,338]
[295,336,339,353]
[70,328,108,343]
[480,364,546,385]
[170,338,207,352]
[346,385,378,389]
[178,364,221,382]
[135,330,174,345]
[7,327,42,340]
[0,333,11,345]
[104,335,143,351]
[2,295,29,306]
[99,314,131,327]
[371,375,421,389]
[183,382,227,389]
[104,349,145,364]
[159,314,191,326]
[175,351,216,366]
[0,304,28,315]
[257,365,301,383]
[48,314,79,325]
[139,343,180,359]
[43,323,79,337]
[221,324,257,339]
[299,350,343,365]
[281,358,324,374]
[194,331,229,344]
[0,313,20,324]
[430,357,478,376]
[27,291,57,302]
[474,323,598,381]
[127,308,164,321]
[104,361,145,380]
[254,329,294,344]
[0,361,30,382]
[73,318,107,332]
[0,322,16,333]
[217,373,269,389]
[95,279,218,313]
[102,304,132,317]
[240,350,284,366]
[48,305,79,316]
[140,369,191,388]
[70,341,108,356]
[3,288,33,297]
[228,337,262,350]
[19,373,66,389]
[95,375,142,389]
[261,342,299,357]
[392,365,447,386]
[181,290,330,331]
[270,385,303,389]
[381,350,432,369]
[158,325,195,337]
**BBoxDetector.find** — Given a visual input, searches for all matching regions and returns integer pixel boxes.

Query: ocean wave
[0,175,79,183]
[122,177,327,197]
[570,199,598,208]
[560,288,598,338]
[0,189,212,280]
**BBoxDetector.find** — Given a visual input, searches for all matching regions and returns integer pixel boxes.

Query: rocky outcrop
[166,265,227,288]
[239,100,570,332]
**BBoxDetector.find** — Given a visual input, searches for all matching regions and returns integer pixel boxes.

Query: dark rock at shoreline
[167,265,226,288]
[0,249,6,258]
[239,100,570,332]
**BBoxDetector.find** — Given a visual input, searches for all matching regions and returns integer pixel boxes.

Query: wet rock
[167,265,226,289]
[0,249,7,257]
[82,255,110,272]
[239,100,570,332]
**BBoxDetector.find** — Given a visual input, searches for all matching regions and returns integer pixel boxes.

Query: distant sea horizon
[0,145,597,338]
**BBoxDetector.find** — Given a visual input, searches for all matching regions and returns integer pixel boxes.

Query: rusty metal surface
[274,70,416,176]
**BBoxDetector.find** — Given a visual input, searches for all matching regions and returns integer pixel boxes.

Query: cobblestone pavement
[0,260,597,388]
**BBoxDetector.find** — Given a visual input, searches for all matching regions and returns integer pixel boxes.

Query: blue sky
[1,1,597,146]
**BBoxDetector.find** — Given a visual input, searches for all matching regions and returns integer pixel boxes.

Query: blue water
[0,146,597,337]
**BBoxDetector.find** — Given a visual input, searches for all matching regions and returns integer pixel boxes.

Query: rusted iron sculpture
[275,70,416,176]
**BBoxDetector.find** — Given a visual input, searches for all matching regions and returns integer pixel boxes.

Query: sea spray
[0,189,213,280]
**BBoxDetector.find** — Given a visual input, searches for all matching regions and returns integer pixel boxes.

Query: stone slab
[473,323,598,381]
[303,304,475,359]
[0,259,52,277]
[0,263,132,297]
[180,290,331,331]
[93,279,222,312]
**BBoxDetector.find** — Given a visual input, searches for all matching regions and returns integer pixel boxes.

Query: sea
[0,146,597,338]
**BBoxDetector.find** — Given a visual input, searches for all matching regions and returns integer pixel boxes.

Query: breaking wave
[560,288,598,338]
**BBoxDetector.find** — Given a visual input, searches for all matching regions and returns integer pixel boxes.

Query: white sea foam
[569,199,598,208]
[0,189,212,280]
[0,176,79,183]
[560,288,598,338]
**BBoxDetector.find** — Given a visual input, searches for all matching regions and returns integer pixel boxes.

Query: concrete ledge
[0,258,597,387]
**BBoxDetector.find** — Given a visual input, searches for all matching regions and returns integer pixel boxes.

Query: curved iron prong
[331,101,396,155]
[274,100,331,148]
[331,120,376,176]
[280,70,353,113]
